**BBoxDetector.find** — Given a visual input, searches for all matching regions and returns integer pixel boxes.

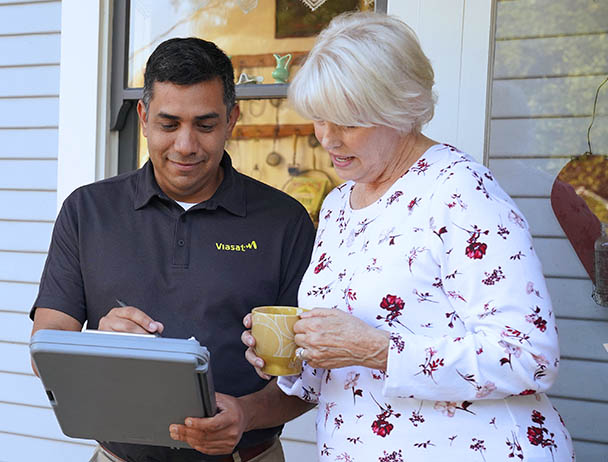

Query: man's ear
[137,100,149,137]
[225,104,240,141]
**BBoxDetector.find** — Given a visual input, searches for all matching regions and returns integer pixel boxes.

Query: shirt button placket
[173,214,189,267]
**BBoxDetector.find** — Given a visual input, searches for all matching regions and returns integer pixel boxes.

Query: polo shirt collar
[134,152,246,217]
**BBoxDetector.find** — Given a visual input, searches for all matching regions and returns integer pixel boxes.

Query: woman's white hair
[288,11,435,134]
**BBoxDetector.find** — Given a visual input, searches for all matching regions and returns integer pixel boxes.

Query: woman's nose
[315,123,342,150]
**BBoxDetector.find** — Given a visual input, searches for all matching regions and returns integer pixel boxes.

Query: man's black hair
[142,37,235,116]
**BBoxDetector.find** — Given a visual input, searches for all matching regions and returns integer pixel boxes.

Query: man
[31,37,315,462]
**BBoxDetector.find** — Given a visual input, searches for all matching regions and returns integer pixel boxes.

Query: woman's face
[313,121,407,186]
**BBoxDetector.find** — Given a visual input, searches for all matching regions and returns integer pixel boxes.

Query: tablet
[30,329,216,448]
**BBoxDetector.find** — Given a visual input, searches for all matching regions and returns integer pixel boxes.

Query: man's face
[137,79,239,203]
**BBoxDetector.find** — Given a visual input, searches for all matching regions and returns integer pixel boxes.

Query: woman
[244,12,574,461]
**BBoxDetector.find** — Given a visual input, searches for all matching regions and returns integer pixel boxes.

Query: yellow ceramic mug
[251,306,305,376]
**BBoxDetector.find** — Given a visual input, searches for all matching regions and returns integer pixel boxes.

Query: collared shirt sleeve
[31,191,87,324]
[382,162,560,401]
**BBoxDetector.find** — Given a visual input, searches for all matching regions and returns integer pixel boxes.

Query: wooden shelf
[233,123,314,139]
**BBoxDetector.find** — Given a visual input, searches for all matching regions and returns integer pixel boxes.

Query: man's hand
[241,313,272,380]
[169,392,246,455]
[98,305,164,335]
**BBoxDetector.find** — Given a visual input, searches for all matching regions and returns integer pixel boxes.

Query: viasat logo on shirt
[215,240,258,252]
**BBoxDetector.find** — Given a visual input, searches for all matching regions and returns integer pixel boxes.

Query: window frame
[110,0,387,172]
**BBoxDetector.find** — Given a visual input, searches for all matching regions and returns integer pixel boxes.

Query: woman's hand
[241,313,272,380]
[294,308,390,370]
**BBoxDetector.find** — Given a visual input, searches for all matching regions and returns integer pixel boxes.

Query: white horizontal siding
[0,281,39,313]
[492,75,608,118]
[0,65,60,97]
[0,311,32,343]
[0,128,58,158]
[0,159,57,190]
[0,221,53,252]
[281,410,317,460]
[494,33,608,79]
[0,97,58,128]
[547,277,608,320]
[556,318,608,362]
[281,438,317,461]
[513,198,562,237]
[550,359,608,402]
[0,34,60,66]
[0,191,56,220]
[490,116,608,157]
[0,433,95,462]
[534,237,587,279]
[551,397,608,443]
[1,371,49,407]
[0,342,34,374]
[496,0,608,38]
[0,1,60,35]
[490,157,567,197]
[0,252,47,284]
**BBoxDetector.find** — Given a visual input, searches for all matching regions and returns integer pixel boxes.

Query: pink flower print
[335,452,354,462]
[324,402,337,428]
[458,224,489,260]
[379,449,404,462]
[456,370,497,398]
[370,394,401,438]
[510,251,525,260]
[509,209,526,228]
[314,252,332,274]
[307,284,332,299]
[366,258,381,272]
[344,371,363,405]
[498,339,522,370]
[333,414,344,435]
[502,326,532,345]
[445,269,461,279]
[434,400,475,417]
[482,267,505,285]
[346,436,362,445]
[390,333,405,353]
[526,305,547,332]
[497,224,510,239]
[478,302,500,319]
[411,158,431,174]
[408,246,427,272]
[445,310,463,328]
[324,209,332,220]
[409,403,425,427]
[472,170,491,199]
[532,353,550,381]
[446,290,467,303]
[407,197,421,214]
[506,431,524,460]
[320,443,333,456]
[520,389,536,396]
[378,227,401,246]
[470,437,487,461]
[433,226,448,242]
[432,277,443,289]
[377,294,413,332]
[526,281,542,298]
[527,410,557,459]
[414,289,438,303]
[386,190,403,206]
[415,347,445,383]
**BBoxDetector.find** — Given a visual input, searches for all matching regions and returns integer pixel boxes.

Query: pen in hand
[115,298,162,337]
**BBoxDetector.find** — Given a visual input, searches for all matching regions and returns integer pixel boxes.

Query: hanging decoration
[300,0,329,12]
[236,0,258,14]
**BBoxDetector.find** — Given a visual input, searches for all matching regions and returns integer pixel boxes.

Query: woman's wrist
[359,328,390,370]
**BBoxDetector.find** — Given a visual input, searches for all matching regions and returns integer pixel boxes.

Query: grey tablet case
[30,329,216,448]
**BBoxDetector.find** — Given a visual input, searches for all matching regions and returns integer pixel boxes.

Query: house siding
[489,0,608,460]
[0,1,97,460]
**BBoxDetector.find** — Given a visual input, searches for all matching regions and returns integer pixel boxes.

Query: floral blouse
[278,144,575,461]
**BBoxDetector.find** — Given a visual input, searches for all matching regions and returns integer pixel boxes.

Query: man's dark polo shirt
[32,153,315,462]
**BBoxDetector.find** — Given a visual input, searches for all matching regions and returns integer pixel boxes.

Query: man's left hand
[169,392,246,455]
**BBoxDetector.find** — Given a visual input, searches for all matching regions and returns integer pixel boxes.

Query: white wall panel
[490,157,568,197]
[0,66,60,98]
[0,34,60,67]
[0,98,58,128]
[550,397,608,443]
[492,75,608,118]
[556,318,608,362]
[494,34,608,79]
[513,198,563,237]
[490,116,608,157]
[534,237,587,279]
[0,433,95,462]
[0,191,56,221]
[569,440,608,462]
[281,409,316,443]
[0,128,58,159]
[0,2,60,35]
[550,359,608,402]
[281,439,318,462]
[0,252,46,284]
[0,282,38,313]
[0,160,57,190]
[496,0,608,38]
[547,277,608,320]
[0,343,34,375]
[0,221,53,252]
[0,312,32,344]
[0,371,49,408]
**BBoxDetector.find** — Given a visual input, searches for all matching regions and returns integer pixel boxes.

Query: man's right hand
[98,305,164,335]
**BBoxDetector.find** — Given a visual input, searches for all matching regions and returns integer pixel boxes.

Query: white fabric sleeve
[382,163,560,401]
[277,362,324,404]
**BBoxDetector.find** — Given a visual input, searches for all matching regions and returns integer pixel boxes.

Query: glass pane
[128,0,375,88]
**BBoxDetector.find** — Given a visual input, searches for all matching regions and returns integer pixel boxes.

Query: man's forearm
[238,379,315,431]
